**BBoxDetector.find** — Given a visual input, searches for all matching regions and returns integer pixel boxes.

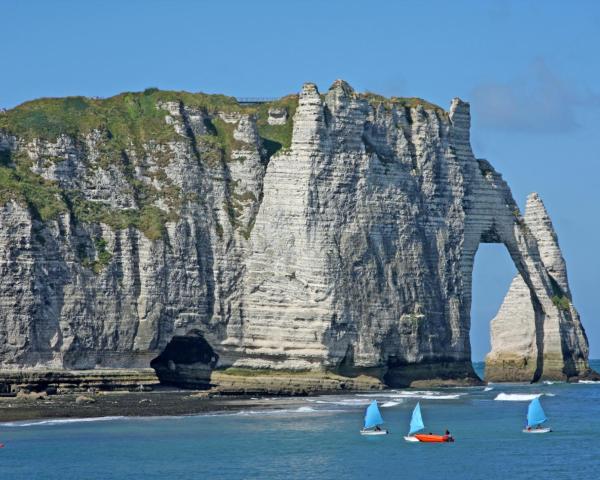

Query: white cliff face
[0,81,594,388]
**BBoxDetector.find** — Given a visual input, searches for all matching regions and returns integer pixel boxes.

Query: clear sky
[2,0,599,360]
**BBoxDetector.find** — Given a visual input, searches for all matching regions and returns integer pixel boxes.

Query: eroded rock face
[486,193,594,381]
[0,80,594,388]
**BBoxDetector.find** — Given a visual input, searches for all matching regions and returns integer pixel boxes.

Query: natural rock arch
[482,194,591,381]
[460,184,592,382]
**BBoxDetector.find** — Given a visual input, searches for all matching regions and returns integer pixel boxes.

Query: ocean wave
[295,406,317,412]
[1,416,125,427]
[494,393,542,401]
[232,407,340,416]
[355,392,403,398]
[392,391,463,400]
[381,401,401,408]
[313,398,371,406]
[356,391,462,400]
[578,380,600,384]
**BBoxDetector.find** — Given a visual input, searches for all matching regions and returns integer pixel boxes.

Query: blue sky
[2,0,599,360]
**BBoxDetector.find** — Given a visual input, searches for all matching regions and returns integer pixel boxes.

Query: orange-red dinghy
[414,434,454,443]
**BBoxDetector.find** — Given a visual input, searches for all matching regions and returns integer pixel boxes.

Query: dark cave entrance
[470,243,516,374]
[150,330,218,389]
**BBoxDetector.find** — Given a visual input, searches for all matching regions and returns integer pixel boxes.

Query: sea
[2,361,600,480]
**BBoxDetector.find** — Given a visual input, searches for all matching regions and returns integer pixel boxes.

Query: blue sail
[364,400,384,429]
[527,397,547,427]
[409,402,425,435]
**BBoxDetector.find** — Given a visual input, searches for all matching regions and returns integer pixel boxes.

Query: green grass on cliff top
[0,89,300,152]
[0,88,442,146]
[0,88,442,243]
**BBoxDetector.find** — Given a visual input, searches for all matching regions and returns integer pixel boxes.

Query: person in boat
[445,429,450,436]
[375,425,381,431]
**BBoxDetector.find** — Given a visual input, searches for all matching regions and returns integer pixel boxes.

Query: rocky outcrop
[0,81,594,390]
[486,193,595,381]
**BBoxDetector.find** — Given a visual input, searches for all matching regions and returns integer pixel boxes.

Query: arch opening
[150,330,218,389]
[469,243,517,378]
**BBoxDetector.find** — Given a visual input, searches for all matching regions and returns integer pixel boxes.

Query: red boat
[414,434,454,443]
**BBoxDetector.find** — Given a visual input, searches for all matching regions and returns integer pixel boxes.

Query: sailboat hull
[404,435,420,442]
[522,427,552,434]
[360,429,389,436]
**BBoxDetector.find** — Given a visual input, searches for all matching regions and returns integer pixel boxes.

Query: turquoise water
[3,362,600,479]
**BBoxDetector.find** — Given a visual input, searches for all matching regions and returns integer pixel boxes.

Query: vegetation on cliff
[0,89,300,243]
[0,87,440,245]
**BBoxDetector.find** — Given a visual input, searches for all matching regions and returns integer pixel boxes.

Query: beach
[0,389,313,423]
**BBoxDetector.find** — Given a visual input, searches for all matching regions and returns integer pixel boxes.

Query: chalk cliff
[0,80,594,390]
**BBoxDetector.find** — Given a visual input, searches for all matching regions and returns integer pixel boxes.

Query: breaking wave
[494,393,542,401]
[356,391,462,400]
[1,416,125,427]
[393,391,462,400]
[311,398,371,407]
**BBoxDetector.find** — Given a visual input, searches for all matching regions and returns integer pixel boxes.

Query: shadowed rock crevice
[150,331,218,389]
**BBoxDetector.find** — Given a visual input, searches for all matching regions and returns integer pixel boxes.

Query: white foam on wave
[295,406,317,412]
[393,391,462,400]
[494,393,542,401]
[484,387,494,392]
[578,380,600,384]
[355,392,403,398]
[381,401,401,408]
[356,390,462,400]
[313,398,371,407]
[1,416,125,427]
[233,406,339,416]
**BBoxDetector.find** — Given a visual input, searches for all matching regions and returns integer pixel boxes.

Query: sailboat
[522,397,552,433]
[404,402,424,442]
[404,402,454,443]
[360,400,389,435]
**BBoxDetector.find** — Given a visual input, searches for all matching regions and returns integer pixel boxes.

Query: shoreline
[0,389,315,423]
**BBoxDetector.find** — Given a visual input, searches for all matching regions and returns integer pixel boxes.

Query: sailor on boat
[360,400,389,435]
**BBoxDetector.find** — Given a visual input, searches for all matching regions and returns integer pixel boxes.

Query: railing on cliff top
[236,97,277,104]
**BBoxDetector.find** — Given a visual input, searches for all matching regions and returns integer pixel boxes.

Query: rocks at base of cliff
[0,369,159,395]
[385,361,483,388]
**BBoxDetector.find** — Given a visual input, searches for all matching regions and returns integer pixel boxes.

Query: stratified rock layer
[0,80,594,389]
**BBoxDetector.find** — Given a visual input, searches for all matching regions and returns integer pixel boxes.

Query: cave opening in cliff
[150,331,219,389]
[470,244,517,368]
